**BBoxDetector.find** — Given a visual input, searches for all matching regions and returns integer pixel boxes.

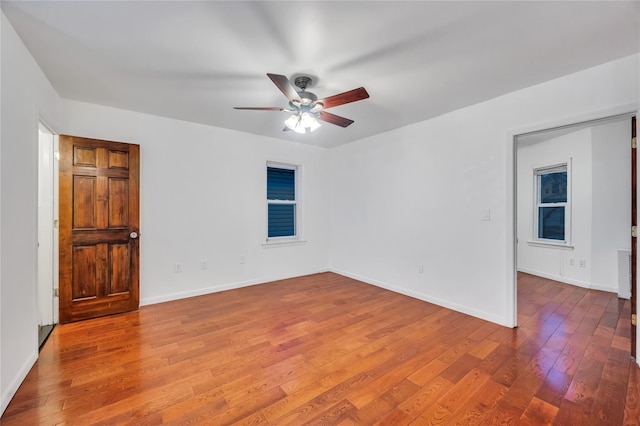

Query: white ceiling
[2,1,639,148]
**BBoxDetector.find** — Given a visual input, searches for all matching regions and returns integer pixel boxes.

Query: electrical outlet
[240,255,246,264]
[579,259,586,267]
[174,263,182,273]
[200,260,208,270]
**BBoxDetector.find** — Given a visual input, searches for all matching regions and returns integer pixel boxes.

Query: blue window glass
[539,172,567,203]
[538,207,565,240]
[267,167,295,200]
[267,166,296,238]
[268,204,295,237]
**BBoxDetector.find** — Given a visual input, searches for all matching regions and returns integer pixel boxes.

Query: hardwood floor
[2,272,639,425]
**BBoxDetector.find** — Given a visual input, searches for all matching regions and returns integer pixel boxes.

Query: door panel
[73,176,97,228]
[108,178,129,227]
[110,244,130,294]
[72,245,97,299]
[60,135,140,323]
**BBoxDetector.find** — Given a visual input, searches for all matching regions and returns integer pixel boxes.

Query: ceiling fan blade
[318,111,355,128]
[317,87,369,109]
[267,73,302,103]
[233,107,286,111]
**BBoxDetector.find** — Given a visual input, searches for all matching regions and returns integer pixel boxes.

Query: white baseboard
[140,269,332,306]
[517,268,617,294]
[144,268,509,326]
[141,278,262,306]
[1,350,38,416]
[590,282,620,294]
[329,268,509,327]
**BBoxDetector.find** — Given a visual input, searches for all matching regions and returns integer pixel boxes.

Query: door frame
[506,105,639,356]
[632,115,637,359]
[36,121,60,327]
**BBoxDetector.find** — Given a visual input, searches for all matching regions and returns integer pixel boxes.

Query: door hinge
[632,313,637,327]
[633,137,637,149]
[53,288,59,298]
[633,226,637,238]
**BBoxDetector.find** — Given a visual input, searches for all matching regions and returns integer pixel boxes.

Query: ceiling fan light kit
[284,112,321,134]
[234,73,369,134]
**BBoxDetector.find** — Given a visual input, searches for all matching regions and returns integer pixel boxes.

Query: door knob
[130,231,139,239]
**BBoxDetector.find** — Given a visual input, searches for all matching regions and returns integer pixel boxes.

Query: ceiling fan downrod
[294,76,312,91]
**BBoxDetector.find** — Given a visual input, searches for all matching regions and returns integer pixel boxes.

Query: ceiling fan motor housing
[292,76,318,107]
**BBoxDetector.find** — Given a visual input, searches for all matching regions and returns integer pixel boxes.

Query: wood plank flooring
[2,272,639,425]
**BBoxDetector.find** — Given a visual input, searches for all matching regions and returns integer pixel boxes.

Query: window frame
[532,161,571,247]
[265,161,303,245]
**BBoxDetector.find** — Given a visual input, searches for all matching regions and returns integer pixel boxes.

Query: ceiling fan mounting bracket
[294,76,312,91]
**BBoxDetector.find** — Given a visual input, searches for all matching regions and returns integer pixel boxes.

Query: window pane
[267,167,295,200]
[268,204,295,237]
[538,206,565,240]
[539,172,567,203]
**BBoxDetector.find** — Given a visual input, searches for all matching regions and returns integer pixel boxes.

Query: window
[534,163,570,244]
[267,163,299,241]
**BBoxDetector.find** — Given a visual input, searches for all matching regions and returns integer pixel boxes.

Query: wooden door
[59,135,140,323]
[632,116,637,358]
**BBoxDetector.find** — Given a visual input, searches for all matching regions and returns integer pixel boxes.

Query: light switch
[482,209,491,221]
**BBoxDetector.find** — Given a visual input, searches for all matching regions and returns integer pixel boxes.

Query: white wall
[63,100,330,306]
[591,120,632,293]
[329,54,639,327]
[0,12,64,414]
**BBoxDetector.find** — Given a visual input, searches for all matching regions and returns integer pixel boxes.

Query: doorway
[513,113,637,356]
[37,123,58,348]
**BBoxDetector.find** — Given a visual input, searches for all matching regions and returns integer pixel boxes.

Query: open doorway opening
[513,113,636,354]
[37,123,58,348]
[516,116,631,291]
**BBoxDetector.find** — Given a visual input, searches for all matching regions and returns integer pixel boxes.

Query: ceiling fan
[234,73,369,133]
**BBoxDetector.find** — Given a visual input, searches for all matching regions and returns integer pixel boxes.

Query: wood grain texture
[2,272,638,425]
[59,135,140,323]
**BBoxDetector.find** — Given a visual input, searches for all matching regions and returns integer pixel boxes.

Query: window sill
[262,239,307,248]
[526,240,574,250]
